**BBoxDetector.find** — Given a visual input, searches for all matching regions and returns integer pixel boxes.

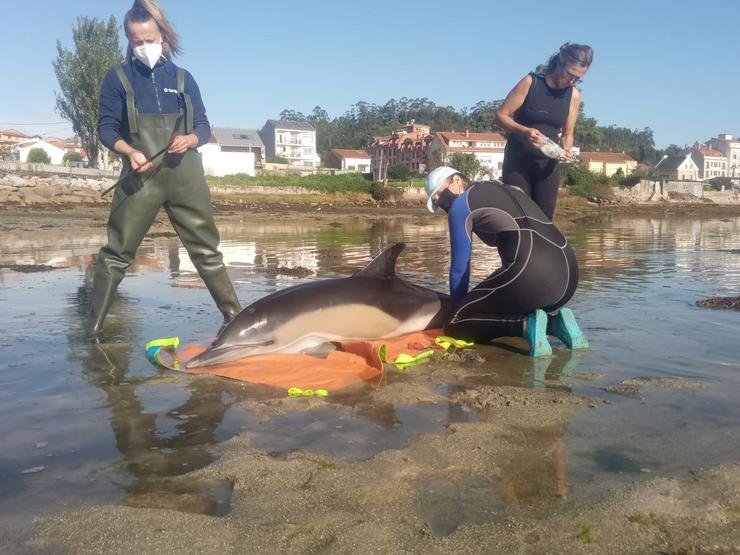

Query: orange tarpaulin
[152,329,445,392]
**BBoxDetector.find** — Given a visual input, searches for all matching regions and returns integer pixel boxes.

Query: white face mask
[133,42,162,69]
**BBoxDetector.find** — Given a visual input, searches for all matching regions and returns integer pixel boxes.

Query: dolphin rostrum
[186,243,449,368]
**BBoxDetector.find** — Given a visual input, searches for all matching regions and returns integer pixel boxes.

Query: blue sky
[1,0,738,148]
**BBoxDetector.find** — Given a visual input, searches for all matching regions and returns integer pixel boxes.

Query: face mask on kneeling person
[436,189,459,213]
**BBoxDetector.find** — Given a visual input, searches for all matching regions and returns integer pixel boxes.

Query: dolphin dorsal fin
[353,243,405,279]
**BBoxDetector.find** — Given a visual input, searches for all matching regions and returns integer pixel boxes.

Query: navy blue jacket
[97,57,211,150]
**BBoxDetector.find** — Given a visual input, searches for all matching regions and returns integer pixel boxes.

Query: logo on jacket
[163,87,178,94]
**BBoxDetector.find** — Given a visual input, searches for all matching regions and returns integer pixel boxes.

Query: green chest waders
[89,64,241,336]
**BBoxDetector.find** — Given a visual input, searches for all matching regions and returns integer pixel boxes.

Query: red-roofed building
[707,134,740,179]
[579,151,637,176]
[327,148,371,172]
[0,128,30,146]
[428,130,506,179]
[368,121,433,179]
[44,136,88,163]
[64,136,88,160]
[686,146,727,179]
[45,136,66,149]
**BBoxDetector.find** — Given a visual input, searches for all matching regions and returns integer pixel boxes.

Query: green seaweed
[576,527,593,544]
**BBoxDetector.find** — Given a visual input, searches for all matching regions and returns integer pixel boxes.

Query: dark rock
[602,384,644,400]
[445,349,485,363]
[696,295,740,310]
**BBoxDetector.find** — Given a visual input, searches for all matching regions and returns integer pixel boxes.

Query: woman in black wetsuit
[496,43,593,219]
[424,166,588,357]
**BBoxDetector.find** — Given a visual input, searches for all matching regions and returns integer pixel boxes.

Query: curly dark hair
[545,43,593,73]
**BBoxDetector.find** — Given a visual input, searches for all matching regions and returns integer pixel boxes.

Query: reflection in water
[495,425,568,511]
[70,266,247,515]
[86,343,237,515]
[417,474,503,536]
[0,213,739,539]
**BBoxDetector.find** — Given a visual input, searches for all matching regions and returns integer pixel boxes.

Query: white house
[260,120,320,168]
[17,138,65,165]
[327,148,371,172]
[708,134,740,179]
[655,153,700,181]
[198,127,265,177]
[687,146,727,180]
[428,130,506,180]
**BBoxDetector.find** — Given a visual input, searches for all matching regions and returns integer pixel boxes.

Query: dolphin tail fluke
[353,243,405,279]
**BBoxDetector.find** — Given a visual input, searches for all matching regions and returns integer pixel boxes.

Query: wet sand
[29,368,740,555]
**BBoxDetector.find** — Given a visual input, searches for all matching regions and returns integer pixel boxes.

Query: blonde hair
[124,0,182,60]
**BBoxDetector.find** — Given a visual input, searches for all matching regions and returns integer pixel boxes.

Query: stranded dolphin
[186,243,449,368]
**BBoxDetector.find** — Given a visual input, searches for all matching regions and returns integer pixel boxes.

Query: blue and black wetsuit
[444,181,578,343]
[502,72,574,219]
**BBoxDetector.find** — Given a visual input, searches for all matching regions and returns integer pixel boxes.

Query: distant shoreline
[1,199,739,230]
[2,169,740,223]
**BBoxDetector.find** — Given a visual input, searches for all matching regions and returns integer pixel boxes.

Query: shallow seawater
[0,211,738,545]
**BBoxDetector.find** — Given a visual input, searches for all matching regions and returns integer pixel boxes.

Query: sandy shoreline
[27,365,740,554]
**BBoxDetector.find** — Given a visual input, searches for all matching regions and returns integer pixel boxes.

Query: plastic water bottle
[539,137,567,160]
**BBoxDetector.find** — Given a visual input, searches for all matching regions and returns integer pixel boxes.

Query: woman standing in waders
[496,43,593,219]
[89,0,240,338]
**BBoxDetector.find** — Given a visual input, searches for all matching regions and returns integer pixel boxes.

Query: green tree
[307,106,335,164]
[465,100,504,133]
[661,144,683,157]
[27,148,51,164]
[573,103,603,151]
[387,163,410,180]
[53,16,122,168]
[0,145,14,161]
[562,163,597,198]
[619,174,642,187]
[450,153,481,180]
[278,109,307,122]
[706,176,734,190]
[267,96,662,167]
[266,155,289,164]
[63,152,84,164]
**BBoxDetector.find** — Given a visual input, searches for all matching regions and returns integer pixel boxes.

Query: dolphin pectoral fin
[300,341,339,359]
[186,340,274,369]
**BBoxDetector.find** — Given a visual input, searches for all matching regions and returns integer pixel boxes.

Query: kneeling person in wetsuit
[424,166,588,356]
